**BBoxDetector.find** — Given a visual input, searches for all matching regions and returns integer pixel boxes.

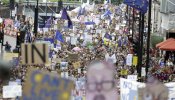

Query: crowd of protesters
[0,2,175,99]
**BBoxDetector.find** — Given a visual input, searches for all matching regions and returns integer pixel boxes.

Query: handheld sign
[68,53,79,61]
[126,54,133,66]
[73,61,81,69]
[21,43,49,65]
[3,85,22,98]
[22,68,74,100]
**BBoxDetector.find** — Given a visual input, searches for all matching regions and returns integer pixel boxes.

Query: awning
[159,39,175,51]
[156,38,175,48]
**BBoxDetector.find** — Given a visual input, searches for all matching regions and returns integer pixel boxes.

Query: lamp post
[146,0,152,80]
[34,0,39,36]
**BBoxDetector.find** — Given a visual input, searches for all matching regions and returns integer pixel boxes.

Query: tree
[111,0,123,5]
[1,0,9,5]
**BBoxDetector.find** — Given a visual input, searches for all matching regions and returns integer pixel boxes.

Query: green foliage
[111,0,123,5]
[1,0,9,5]
[151,35,164,48]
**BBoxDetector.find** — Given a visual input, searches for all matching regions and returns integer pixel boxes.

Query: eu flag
[44,38,54,44]
[104,33,112,40]
[55,30,64,43]
[77,7,86,18]
[123,0,148,14]
[61,8,73,29]
[45,17,52,28]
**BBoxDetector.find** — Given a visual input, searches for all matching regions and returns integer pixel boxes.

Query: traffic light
[16,32,21,47]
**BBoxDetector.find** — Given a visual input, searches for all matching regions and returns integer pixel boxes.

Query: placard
[68,53,78,61]
[126,54,133,66]
[120,78,145,100]
[3,85,22,98]
[73,61,81,69]
[132,56,138,66]
[127,75,137,81]
[21,43,49,65]
[22,68,74,100]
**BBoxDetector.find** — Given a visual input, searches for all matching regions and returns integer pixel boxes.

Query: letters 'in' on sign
[21,43,49,64]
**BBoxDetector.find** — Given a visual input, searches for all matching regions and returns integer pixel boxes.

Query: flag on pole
[84,21,95,25]
[55,30,64,43]
[45,17,52,28]
[77,7,86,18]
[61,8,73,28]
[123,0,148,14]
[104,33,112,40]
[103,10,112,17]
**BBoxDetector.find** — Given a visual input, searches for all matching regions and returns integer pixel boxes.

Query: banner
[3,85,22,98]
[165,82,175,100]
[22,68,74,100]
[127,75,137,81]
[120,78,145,100]
[121,78,175,100]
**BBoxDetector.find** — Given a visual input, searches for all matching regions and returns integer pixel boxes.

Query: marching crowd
[0,2,175,99]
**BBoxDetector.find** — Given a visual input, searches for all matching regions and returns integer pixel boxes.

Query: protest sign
[22,68,74,100]
[165,82,175,100]
[126,54,133,66]
[68,53,79,61]
[60,62,68,70]
[21,43,49,65]
[132,56,138,66]
[120,69,128,76]
[127,75,137,81]
[61,72,69,78]
[9,81,19,85]
[73,61,81,69]
[3,53,18,61]
[120,78,145,100]
[141,68,146,77]
[71,37,77,45]
[3,85,22,98]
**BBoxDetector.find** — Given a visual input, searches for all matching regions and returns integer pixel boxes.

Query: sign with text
[3,85,22,98]
[120,78,145,100]
[127,75,137,81]
[126,54,133,66]
[22,68,74,100]
[21,43,49,65]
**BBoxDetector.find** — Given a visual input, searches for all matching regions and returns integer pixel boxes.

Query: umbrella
[159,39,175,51]
[156,38,175,48]
[72,47,82,51]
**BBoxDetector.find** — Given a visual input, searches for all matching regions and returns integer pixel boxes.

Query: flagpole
[34,0,39,37]
[138,12,144,82]
[132,8,135,39]
[146,0,152,80]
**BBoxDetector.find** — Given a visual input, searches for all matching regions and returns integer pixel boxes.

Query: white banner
[120,78,145,100]
[120,78,175,100]
[126,54,133,66]
[127,75,137,81]
[3,85,22,98]
[165,82,175,100]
